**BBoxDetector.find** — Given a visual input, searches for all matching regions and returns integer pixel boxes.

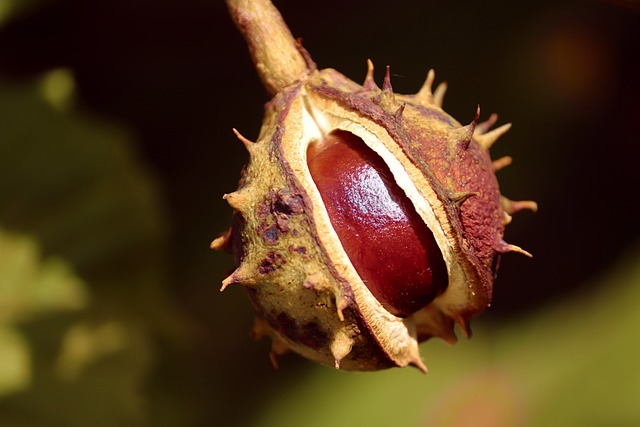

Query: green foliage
[0,0,51,26]
[0,70,170,426]
[0,227,88,397]
[0,229,88,324]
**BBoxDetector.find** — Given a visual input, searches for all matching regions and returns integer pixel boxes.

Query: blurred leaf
[0,228,88,323]
[40,68,75,112]
[54,321,128,381]
[0,226,87,399]
[251,245,640,427]
[0,0,53,26]
[0,67,173,425]
[0,71,170,321]
[0,325,30,397]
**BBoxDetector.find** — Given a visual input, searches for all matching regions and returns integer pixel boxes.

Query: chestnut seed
[307,130,448,317]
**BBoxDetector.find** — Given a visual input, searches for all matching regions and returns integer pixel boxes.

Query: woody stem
[225,0,311,95]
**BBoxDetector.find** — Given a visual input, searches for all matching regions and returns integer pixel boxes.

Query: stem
[225,0,311,95]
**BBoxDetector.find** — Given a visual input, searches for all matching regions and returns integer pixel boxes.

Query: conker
[307,130,448,317]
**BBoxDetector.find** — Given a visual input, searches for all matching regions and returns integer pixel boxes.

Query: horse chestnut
[213,0,536,371]
[307,130,448,317]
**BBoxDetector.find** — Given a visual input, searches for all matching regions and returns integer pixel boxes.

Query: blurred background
[0,0,638,426]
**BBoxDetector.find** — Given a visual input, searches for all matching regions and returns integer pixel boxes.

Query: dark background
[1,0,639,425]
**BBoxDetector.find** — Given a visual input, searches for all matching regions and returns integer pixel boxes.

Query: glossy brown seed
[307,130,448,317]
